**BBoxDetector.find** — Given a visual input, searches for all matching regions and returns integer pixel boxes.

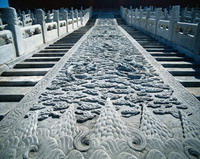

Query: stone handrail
[172,22,198,51]
[0,7,92,65]
[20,24,42,39]
[20,24,43,55]
[0,30,16,64]
[157,20,170,39]
[120,6,200,55]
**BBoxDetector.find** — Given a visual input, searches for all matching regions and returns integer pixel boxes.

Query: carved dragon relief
[0,19,199,159]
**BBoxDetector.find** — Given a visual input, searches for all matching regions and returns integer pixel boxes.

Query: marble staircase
[117,18,200,101]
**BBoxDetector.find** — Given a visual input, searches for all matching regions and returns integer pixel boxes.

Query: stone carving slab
[0,19,200,159]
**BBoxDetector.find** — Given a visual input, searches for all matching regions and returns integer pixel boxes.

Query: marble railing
[121,6,200,55]
[0,30,16,64]
[20,24,43,55]
[0,7,92,65]
[46,22,58,42]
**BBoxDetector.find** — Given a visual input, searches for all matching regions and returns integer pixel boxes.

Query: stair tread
[2,68,50,72]
[1,68,50,76]
[0,87,32,95]
[151,52,184,56]
[25,57,61,62]
[0,76,43,82]
[175,76,200,81]
[155,56,191,61]
[167,68,200,72]
[160,61,193,64]
[26,57,61,60]
[160,61,198,67]
[16,62,57,65]
[186,87,200,96]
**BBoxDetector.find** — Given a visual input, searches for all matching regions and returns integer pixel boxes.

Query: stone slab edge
[118,25,200,119]
[0,24,95,141]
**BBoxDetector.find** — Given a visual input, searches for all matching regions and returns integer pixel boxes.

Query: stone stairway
[117,18,200,101]
[0,18,96,120]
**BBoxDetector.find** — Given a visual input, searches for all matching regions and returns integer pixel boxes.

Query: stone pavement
[0,19,200,159]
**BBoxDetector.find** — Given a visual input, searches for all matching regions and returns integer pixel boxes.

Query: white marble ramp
[0,19,199,159]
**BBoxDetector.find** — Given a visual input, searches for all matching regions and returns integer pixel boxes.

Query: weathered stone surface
[0,19,199,159]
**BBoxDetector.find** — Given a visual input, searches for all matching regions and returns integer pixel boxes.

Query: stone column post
[145,9,151,31]
[21,11,25,27]
[28,9,31,16]
[181,8,186,22]
[46,10,51,23]
[135,8,139,18]
[70,10,74,30]
[194,22,200,54]
[155,8,162,34]
[127,9,131,25]
[36,9,47,43]
[4,7,24,56]
[164,8,168,20]
[130,9,134,26]
[139,8,143,27]
[75,9,79,28]
[63,10,69,32]
[0,17,3,25]
[168,5,180,41]
[191,8,196,23]
[120,6,123,18]
[80,11,83,26]
[53,10,60,36]
[90,7,92,19]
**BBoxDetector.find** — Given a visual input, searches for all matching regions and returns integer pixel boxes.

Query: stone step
[186,87,200,100]
[61,38,80,41]
[33,53,65,57]
[25,57,61,62]
[1,68,50,76]
[150,52,184,57]
[155,56,191,61]
[0,87,32,102]
[175,76,200,87]
[146,48,176,52]
[167,68,200,76]
[45,46,72,49]
[142,45,167,48]
[135,39,157,42]
[135,38,155,41]
[40,49,69,53]
[0,76,43,86]
[129,36,152,39]
[0,102,18,121]
[141,43,166,46]
[138,41,163,45]
[50,43,75,46]
[14,62,56,68]
[160,61,198,68]
[130,35,152,38]
[124,30,140,33]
